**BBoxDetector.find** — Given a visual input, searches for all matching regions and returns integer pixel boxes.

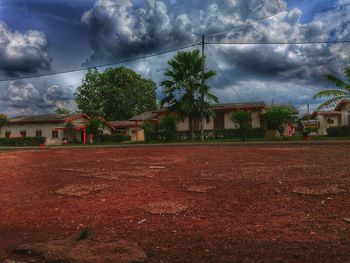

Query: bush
[159,114,178,141]
[0,137,46,146]
[100,134,131,143]
[142,121,158,143]
[327,126,350,137]
[148,128,265,142]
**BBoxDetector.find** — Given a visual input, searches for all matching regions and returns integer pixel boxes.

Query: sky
[0,0,349,117]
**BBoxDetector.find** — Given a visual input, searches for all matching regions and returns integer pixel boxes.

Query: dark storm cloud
[81,0,197,65]
[0,21,52,77]
[0,80,76,115]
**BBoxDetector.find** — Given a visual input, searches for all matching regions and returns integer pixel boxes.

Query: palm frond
[344,67,350,84]
[317,96,347,110]
[313,89,350,99]
[325,75,349,90]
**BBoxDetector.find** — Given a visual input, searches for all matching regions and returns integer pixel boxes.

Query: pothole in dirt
[61,168,85,173]
[61,168,158,180]
[186,185,216,193]
[142,201,188,215]
[292,185,345,196]
[200,171,234,182]
[13,238,147,263]
[56,183,109,197]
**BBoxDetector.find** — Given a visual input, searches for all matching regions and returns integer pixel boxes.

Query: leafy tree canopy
[86,117,104,142]
[75,67,157,120]
[55,107,71,114]
[230,111,251,127]
[160,50,218,136]
[230,110,251,141]
[0,114,8,126]
[265,105,296,135]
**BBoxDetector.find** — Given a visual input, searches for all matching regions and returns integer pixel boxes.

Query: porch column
[84,128,87,144]
[136,121,138,141]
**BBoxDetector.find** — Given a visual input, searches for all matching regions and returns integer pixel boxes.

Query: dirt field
[1,144,350,262]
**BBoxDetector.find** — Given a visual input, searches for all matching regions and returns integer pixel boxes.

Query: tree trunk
[189,116,193,140]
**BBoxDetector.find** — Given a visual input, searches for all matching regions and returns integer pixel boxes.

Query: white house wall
[341,108,349,126]
[0,124,63,139]
[176,110,262,131]
[316,115,341,135]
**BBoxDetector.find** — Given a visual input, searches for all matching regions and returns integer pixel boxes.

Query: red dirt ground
[1,144,350,262]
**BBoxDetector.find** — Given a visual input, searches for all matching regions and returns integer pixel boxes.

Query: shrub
[142,121,158,143]
[100,134,131,143]
[327,126,350,137]
[0,137,45,146]
[265,105,296,136]
[159,114,178,141]
[148,128,265,142]
[86,117,104,142]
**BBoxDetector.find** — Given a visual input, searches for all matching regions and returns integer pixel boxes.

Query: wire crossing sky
[0,0,349,116]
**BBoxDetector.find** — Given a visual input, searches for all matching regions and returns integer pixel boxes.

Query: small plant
[77,227,92,241]
[159,114,178,142]
[230,111,251,141]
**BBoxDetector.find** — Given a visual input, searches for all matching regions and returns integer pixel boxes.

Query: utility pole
[307,103,310,128]
[200,34,205,141]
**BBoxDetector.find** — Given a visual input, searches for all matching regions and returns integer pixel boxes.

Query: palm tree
[160,50,218,138]
[313,67,350,110]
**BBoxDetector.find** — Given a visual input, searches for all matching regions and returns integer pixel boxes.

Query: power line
[0,43,200,82]
[207,0,306,38]
[207,45,243,100]
[206,40,350,45]
[211,44,321,93]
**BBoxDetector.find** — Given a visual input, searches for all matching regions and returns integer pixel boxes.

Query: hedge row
[0,137,46,146]
[147,128,265,142]
[100,134,131,143]
[327,126,350,137]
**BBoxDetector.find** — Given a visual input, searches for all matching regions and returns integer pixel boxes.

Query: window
[327,118,334,124]
[5,130,11,138]
[214,112,225,129]
[36,129,42,137]
[20,130,26,138]
[52,130,59,138]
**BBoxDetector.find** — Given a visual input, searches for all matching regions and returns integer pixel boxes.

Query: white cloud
[0,21,51,77]
[0,81,76,115]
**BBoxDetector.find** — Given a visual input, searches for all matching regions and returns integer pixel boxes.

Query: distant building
[0,114,115,145]
[312,99,350,135]
[109,120,143,141]
[125,101,298,141]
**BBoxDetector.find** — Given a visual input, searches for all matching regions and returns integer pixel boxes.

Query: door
[214,112,225,129]
[81,130,84,143]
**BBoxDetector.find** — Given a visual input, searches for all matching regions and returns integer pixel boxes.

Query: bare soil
[0,144,350,262]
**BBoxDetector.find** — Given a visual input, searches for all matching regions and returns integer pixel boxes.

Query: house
[0,113,115,145]
[312,99,350,135]
[109,120,142,141]
[127,102,270,141]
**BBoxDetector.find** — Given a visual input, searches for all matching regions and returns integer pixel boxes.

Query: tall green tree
[265,105,296,137]
[86,117,104,142]
[230,111,251,141]
[160,50,218,138]
[64,121,76,143]
[0,114,8,127]
[75,67,157,120]
[313,67,350,110]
